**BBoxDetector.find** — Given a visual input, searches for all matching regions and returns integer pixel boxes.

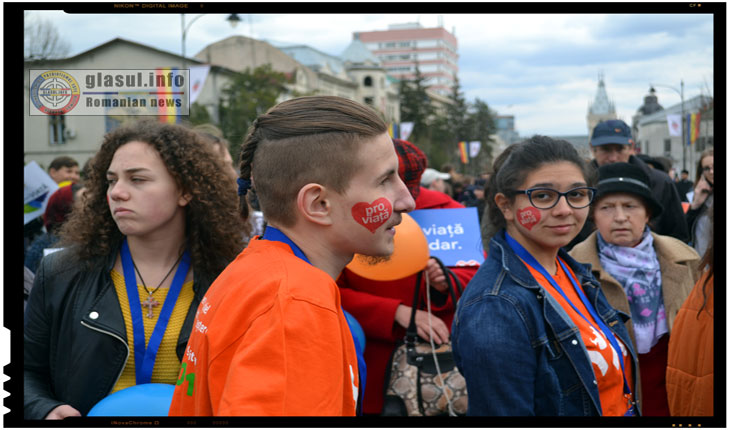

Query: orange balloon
[346,213,429,281]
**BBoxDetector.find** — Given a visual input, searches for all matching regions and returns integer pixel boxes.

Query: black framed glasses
[513,187,597,209]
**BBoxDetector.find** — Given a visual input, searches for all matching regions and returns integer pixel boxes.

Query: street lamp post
[652,80,685,170]
[181,14,205,70]
[181,14,242,69]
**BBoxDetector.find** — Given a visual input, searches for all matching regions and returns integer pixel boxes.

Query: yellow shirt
[110,269,195,393]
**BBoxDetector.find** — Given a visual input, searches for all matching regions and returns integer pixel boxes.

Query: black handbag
[382,258,467,416]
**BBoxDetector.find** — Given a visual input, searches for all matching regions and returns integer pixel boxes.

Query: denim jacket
[451,230,639,416]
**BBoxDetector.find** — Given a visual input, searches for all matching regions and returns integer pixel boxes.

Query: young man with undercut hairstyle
[169,96,416,416]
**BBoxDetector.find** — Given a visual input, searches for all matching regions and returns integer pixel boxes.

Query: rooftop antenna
[438,15,444,28]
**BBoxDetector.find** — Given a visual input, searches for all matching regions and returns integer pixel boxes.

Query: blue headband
[237,178,252,196]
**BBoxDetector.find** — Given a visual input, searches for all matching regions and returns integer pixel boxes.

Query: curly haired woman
[24,120,246,419]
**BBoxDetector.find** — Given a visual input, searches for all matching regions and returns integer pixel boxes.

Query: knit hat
[393,138,427,200]
[596,162,663,218]
[43,183,80,232]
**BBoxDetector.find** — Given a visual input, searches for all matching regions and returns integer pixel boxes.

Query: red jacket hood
[415,187,464,209]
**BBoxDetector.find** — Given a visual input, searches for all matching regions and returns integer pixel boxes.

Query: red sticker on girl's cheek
[517,207,541,230]
[351,198,393,233]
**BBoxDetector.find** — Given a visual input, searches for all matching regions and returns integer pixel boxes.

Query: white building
[195,35,400,124]
[24,38,234,169]
[635,94,713,177]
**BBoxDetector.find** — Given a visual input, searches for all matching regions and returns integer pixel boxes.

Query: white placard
[24,161,59,225]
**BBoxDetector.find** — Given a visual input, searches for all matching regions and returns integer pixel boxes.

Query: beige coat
[570,231,700,344]
[569,230,700,413]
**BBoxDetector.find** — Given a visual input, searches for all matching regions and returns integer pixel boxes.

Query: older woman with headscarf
[570,162,700,416]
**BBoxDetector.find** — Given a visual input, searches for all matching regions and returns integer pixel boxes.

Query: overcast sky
[24,8,715,137]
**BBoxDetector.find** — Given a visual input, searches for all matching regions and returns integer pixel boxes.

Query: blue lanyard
[120,238,191,385]
[505,232,635,415]
[262,226,310,263]
[261,226,367,415]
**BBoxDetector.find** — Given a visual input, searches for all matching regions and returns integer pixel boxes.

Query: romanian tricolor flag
[691,112,701,144]
[458,141,468,164]
[155,67,183,124]
[388,123,399,139]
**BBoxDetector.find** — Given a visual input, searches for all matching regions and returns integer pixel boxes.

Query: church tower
[341,33,400,124]
[586,72,617,137]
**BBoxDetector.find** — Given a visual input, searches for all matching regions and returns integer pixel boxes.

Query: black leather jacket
[24,246,217,419]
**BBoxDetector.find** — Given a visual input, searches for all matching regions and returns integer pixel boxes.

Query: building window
[664,139,671,154]
[364,97,374,106]
[387,66,412,73]
[363,76,373,87]
[49,115,66,145]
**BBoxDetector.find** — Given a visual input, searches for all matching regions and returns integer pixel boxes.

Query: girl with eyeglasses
[452,136,639,416]
[686,148,713,256]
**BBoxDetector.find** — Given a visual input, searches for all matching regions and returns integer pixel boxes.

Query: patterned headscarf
[597,227,666,354]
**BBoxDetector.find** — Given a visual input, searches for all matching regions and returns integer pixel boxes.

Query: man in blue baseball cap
[566,119,689,249]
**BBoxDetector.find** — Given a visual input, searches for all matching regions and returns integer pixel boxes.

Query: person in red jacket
[338,139,477,415]
[419,167,464,208]
[168,97,416,416]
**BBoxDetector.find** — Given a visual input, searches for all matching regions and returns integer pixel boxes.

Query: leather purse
[382,258,468,416]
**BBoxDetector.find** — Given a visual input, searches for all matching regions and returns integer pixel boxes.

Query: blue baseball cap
[591,119,634,147]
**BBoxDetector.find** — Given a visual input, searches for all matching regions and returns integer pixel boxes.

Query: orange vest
[666,272,714,416]
[526,260,634,416]
[168,239,359,416]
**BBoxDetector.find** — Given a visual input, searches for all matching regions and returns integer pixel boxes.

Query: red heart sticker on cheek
[517,207,541,231]
[351,198,393,233]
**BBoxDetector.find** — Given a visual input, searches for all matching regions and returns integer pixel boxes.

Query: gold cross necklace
[131,251,185,318]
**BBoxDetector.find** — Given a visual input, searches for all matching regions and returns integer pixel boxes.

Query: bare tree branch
[24,13,71,60]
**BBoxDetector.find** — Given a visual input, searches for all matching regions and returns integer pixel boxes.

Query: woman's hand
[395,305,450,344]
[425,258,448,293]
[45,404,81,419]
[690,176,712,210]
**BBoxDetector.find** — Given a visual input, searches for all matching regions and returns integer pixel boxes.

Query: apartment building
[357,22,458,97]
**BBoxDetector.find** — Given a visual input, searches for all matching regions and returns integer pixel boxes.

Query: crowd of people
[23,96,714,419]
